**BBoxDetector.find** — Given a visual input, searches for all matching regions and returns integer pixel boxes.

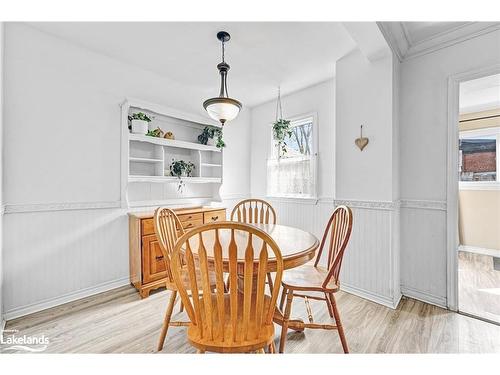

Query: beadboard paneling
[3,208,129,319]
[268,198,400,308]
[400,205,447,307]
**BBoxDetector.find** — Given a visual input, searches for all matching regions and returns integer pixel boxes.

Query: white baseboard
[459,245,500,258]
[341,283,400,309]
[4,276,130,321]
[401,286,447,308]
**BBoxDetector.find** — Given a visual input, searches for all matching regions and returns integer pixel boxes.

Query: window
[267,115,317,198]
[459,127,500,188]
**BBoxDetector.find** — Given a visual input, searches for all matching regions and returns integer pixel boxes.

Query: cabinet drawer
[180,219,204,231]
[141,218,155,236]
[204,210,226,223]
[178,212,203,222]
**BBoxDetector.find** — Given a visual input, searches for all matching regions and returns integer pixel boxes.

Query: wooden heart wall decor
[355,125,369,151]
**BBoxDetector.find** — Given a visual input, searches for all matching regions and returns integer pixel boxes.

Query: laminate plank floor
[2,285,500,353]
[458,250,500,324]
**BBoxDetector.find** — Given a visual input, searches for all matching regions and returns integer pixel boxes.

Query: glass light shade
[203,97,242,124]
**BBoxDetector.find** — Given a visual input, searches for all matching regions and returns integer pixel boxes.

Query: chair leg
[329,293,349,353]
[266,273,274,294]
[279,286,288,311]
[179,301,184,313]
[325,292,333,317]
[268,341,276,353]
[157,290,177,351]
[279,289,293,353]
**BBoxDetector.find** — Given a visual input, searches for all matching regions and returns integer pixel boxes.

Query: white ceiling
[460,73,500,114]
[28,22,357,108]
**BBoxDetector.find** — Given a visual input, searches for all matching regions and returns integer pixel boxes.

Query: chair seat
[187,294,275,353]
[168,265,217,291]
[281,262,339,292]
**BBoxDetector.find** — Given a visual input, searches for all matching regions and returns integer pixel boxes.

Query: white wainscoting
[400,199,448,307]
[3,195,248,321]
[267,197,401,309]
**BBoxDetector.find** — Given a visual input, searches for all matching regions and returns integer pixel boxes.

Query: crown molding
[378,22,500,62]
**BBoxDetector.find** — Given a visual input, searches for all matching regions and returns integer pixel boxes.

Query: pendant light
[203,31,242,126]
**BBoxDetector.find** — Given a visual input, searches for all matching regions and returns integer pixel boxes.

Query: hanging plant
[272,87,291,158]
[273,119,292,157]
[197,126,226,148]
[169,159,196,192]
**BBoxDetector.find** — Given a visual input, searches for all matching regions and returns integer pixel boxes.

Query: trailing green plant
[145,127,164,138]
[272,118,292,157]
[169,159,196,192]
[197,126,226,149]
[128,112,153,122]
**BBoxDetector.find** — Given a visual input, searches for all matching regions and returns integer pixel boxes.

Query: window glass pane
[459,137,497,181]
[281,120,313,157]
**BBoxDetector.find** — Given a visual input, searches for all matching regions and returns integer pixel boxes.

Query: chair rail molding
[400,199,447,211]
[334,199,399,211]
[4,201,122,214]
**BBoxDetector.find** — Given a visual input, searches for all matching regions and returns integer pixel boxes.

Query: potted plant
[128,112,153,135]
[197,126,226,149]
[272,118,292,158]
[169,159,196,192]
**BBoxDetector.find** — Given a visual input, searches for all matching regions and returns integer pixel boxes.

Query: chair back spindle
[153,207,185,284]
[313,205,353,288]
[230,199,277,225]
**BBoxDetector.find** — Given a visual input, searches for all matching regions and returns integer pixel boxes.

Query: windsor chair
[278,205,353,353]
[171,221,284,353]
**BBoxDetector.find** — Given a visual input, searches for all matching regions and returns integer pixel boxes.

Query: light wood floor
[2,285,500,354]
[458,250,500,324]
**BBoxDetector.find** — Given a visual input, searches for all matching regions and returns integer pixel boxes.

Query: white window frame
[266,112,319,200]
[459,126,500,191]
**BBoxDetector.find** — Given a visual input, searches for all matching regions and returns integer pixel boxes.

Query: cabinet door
[204,209,226,223]
[142,234,167,284]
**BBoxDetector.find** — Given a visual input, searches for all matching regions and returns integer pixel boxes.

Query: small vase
[131,120,148,135]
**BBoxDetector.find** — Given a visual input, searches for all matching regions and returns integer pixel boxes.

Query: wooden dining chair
[171,222,284,353]
[153,207,217,352]
[230,199,277,291]
[278,205,353,353]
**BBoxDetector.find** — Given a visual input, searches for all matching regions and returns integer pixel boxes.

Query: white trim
[0,204,5,215]
[341,283,400,309]
[459,181,500,191]
[401,286,447,308]
[334,199,398,211]
[458,245,500,258]
[3,277,130,321]
[220,193,249,200]
[4,201,122,214]
[379,22,500,62]
[400,199,447,211]
[446,63,500,312]
[267,196,319,205]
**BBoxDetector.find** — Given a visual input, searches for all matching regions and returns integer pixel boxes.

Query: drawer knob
[211,216,219,221]
[186,223,193,228]
[155,255,164,261]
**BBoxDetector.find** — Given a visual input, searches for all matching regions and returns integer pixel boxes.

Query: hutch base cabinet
[128,206,227,298]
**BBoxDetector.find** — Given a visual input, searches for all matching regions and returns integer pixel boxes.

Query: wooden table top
[184,223,319,271]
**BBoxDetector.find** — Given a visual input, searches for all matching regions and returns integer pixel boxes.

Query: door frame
[446,63,500,311]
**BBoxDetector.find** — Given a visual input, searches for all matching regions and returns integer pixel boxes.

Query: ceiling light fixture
[203,31,242,126]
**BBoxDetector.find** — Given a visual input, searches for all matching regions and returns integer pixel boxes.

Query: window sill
[459,181,500,191]
[266,196,319,205]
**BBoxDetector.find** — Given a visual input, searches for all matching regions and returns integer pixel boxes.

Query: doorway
[456,73,500,324]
